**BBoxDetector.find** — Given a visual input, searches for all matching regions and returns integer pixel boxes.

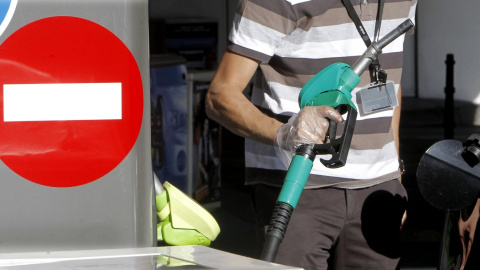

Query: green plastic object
[277,62,361,209]
[298,62,360,111]
[156,181,220,246]
[278,154,314,209]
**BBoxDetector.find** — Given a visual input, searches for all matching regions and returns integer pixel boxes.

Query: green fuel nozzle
[298,18,415,168]
[260,19,414,263]
[298,62,360,168]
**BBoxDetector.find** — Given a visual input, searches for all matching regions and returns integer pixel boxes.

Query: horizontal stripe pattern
[230,0,416,185]
[245,167,401,188]
[229,14,285,58]
[245,135,396,167]
[275,22,407,58]
[263,54,404,85]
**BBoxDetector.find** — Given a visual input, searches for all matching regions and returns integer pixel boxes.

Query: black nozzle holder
[462,134,480,167]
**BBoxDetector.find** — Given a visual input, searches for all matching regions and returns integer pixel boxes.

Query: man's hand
[274,106,343,167]
[458,198,480,270]
[401,210,407,230]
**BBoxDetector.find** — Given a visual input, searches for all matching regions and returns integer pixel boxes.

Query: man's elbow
[205,90,218,122]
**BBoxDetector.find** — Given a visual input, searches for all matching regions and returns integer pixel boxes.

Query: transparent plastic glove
[274,106,344,168]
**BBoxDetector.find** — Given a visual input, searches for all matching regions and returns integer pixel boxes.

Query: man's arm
[393,85,402,181]
[205,51,283,146]
[393,85,407,228]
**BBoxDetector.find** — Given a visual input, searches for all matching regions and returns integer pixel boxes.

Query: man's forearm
[206,82,282,146]
[205,51,283,146]
[393,85,402,181]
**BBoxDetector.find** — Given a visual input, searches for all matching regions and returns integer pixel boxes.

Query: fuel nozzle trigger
[315,105,357,168]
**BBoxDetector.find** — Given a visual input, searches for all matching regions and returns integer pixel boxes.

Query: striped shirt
[228,0,417,188]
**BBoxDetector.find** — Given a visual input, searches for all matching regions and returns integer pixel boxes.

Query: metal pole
[444,54,455,139]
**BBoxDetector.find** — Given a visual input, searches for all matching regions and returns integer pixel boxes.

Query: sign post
[0,1,153,252]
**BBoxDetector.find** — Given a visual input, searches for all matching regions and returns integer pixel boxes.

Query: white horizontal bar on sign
[3,83,122,122]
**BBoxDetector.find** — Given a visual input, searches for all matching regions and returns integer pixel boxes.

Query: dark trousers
[251,180,408,270]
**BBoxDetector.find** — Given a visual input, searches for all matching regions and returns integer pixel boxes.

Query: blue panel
[0,0,11,25]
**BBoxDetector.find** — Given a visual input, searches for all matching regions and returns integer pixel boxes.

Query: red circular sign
[0,16,144,187]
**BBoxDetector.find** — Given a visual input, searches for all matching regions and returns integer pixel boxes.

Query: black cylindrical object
[260,201,294,262]
[444,54,455,139]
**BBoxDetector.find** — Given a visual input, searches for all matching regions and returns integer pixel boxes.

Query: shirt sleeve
[228,0,297,63]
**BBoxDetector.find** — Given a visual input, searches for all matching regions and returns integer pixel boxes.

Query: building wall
[414,0,480,104]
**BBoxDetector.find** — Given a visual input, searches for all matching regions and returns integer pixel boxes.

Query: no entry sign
[0,16,144,187]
